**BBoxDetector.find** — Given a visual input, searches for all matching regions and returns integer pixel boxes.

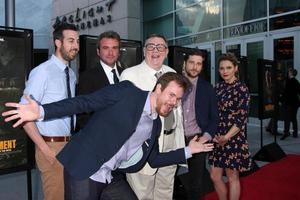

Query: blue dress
[208,80,252,172]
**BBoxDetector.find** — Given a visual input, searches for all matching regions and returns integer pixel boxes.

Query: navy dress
[208,80,252,172]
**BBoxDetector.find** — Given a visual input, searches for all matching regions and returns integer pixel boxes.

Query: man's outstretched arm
[2,81,134,127]
[147,136,214,168]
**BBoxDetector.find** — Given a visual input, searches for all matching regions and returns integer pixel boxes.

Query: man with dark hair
[52,22,78,50]
[73,30,125,199]
[120,34,186,200]
[179,50,218,200]
[3,72,214,200]
[76,30,123,130]
[20,22,79,200]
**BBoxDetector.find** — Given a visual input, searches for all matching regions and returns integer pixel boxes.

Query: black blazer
[77,62,123,95]
[76,62,123,130]
[195,77,218,137]
[43,81,186,180]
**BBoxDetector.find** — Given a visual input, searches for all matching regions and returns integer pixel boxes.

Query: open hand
[188,136,214,154]
[42,147,58,165]
[2,95,40,128]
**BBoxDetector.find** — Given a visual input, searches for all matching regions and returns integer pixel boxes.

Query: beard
[156,101,173,117]
[186,70,200,79]
[60,46,78,62]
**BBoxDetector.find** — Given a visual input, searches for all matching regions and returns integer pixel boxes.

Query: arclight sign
[53,0,117,30]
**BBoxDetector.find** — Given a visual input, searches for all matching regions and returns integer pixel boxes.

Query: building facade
[52,0,142,42]
[143,0,300,86]
[143,0,300,123]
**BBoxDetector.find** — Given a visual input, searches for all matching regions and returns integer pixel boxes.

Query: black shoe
[293,134,298,138]
[280,133,291,140]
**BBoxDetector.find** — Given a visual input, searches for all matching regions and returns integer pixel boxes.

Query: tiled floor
[0,120,299,200]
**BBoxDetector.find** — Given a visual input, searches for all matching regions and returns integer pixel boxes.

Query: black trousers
[284,105,298,136]
[64,170,138,200]
[178,135,214,200]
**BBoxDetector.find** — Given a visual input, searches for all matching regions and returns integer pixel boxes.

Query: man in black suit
[178,50,218,200]
[2,72,214,200]
[76,30,123,130]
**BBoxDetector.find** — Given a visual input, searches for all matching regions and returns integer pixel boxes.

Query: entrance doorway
[223,38,265,117]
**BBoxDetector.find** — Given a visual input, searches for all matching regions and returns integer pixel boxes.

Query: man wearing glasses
[120,34,186,200]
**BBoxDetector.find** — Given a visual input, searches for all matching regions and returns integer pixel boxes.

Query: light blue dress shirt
[90,92,155,183]
[20,55,76,136]
[88,93,192,183]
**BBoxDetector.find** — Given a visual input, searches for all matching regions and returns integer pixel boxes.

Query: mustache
[70,49,79,52]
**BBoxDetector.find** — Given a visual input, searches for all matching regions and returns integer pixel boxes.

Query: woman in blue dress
[208,53,252,200]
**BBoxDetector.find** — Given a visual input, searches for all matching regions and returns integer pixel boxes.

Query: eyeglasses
[145,43,167,52]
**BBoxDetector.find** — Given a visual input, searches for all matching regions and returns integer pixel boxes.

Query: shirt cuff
[203,132,212,141]
[38,106,45,121]
[184,147,192,159]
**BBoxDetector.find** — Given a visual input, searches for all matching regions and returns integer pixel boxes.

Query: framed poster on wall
[0,26,34,174]
[257,59,277,120]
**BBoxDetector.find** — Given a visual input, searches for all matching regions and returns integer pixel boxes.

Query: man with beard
[20,22,79,200]
[70,31,131,200]
[120,34,185,200]
[2,72,214,200]
[178,50,218,200]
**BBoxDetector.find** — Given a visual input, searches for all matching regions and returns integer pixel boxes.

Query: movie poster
[0,29,33,173]
[257,59,276,119]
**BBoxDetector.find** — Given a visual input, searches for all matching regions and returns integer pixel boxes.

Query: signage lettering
[228,21,267,37]
[0,139,16,152]
[53,0,117,30]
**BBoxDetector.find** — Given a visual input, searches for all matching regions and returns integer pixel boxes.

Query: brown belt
[42,135,71,142]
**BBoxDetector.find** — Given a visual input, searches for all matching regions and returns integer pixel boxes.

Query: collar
[190,76,198,86]
[142,60,164,77]
[144,92,158,120]
[100,60,117,74]
[51,54,68,71]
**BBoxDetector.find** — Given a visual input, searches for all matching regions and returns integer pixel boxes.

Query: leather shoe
[280,133,290,140]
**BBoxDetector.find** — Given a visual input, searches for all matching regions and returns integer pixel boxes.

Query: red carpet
[203,155,300,200]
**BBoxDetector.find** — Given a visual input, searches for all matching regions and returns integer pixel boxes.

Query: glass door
[270,32,297,121]
[245,39,264,117]
[223,38,265,117]
[225,43,241,57]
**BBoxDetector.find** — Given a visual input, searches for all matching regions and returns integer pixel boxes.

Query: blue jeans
[64,169,138,200]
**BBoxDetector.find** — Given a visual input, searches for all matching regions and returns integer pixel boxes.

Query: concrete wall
[52,0,142,40]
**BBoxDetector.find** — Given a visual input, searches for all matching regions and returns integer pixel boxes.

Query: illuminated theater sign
[53,0,117,30]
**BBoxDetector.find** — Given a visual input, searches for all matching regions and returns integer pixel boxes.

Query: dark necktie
[154,71,163,79]
[111,69,119,83]
[65,66,74,134]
